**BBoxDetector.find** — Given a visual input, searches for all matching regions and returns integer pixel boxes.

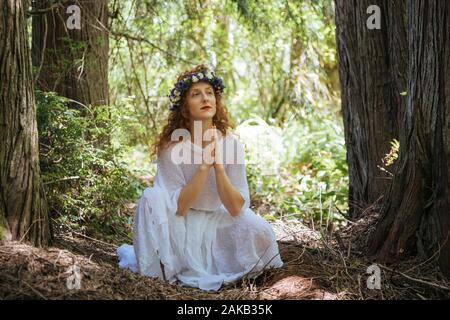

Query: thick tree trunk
[0,0,52,246]
[32,0,109,108]
[369,0,450,276]
[335,0,408,219]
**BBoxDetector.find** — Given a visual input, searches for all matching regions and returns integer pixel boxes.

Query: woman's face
[185,81,217,121]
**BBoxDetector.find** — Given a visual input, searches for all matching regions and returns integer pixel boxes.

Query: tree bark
[32,0,109,108]
[0,0,52,246]
[334,0,408,219]
[369,0,450,276]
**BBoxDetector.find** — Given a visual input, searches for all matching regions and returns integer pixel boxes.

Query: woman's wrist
[214,163,225,172]
[199,164,212,171]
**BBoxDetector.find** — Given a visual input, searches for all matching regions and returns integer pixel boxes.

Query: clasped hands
[201,125,224,170]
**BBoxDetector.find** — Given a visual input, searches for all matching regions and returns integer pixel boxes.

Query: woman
[117,64,283,291]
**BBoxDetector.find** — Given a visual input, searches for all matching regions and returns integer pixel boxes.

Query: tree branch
[111,31,196,65]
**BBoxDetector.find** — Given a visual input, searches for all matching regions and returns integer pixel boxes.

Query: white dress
[117,133,283,291]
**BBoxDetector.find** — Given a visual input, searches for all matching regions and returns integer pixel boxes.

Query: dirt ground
[1,218,449,300]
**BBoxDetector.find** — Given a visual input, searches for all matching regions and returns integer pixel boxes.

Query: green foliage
[36,91,146,243]
[383,139,400,166]
[240,114,348,230]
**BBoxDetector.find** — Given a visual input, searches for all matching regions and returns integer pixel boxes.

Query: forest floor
[1,214,449,300]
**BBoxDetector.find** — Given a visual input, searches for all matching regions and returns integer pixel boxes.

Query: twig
[1,274,48,300]
[66,231,117,248]
[19,219,45,243]
[111,31,196,65]
[43,176,80,185]
[357,275,364,300]
[404,230,450,273]
[54,250,64,268]
[334,233,346,252]
[22,280,48,300]
[379,265,450,291]
[26,2,64,16]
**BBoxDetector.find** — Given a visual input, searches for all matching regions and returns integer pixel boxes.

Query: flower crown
[168,69,225,111]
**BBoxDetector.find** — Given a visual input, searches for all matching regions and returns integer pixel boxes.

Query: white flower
[197,72,204,79]
[192,76,199,82]
[318,182,327,191]
[172,96,181,102]
[205,71,213,79]
[174,90,180,96]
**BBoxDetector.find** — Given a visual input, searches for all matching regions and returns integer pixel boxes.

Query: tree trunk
[0,0,52,246]
[369,0,450,276]
[32,0,109,108]
[334,0,408,219]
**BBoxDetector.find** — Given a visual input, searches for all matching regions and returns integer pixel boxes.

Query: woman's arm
[214,164,245,217]
[176,164,211,216]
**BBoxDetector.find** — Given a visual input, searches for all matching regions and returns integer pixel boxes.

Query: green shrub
[36,91,146,243]
[239,114,348,230]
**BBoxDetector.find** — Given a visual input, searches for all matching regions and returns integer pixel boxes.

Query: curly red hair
[152,64,235,158]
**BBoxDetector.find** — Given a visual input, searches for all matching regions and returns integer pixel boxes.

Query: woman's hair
[152,64,235,158]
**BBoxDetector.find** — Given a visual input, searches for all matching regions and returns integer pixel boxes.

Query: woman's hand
[200,125,217,169]
[211,125,224,170]
[212,127,245,216]
[200,125,223,171]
